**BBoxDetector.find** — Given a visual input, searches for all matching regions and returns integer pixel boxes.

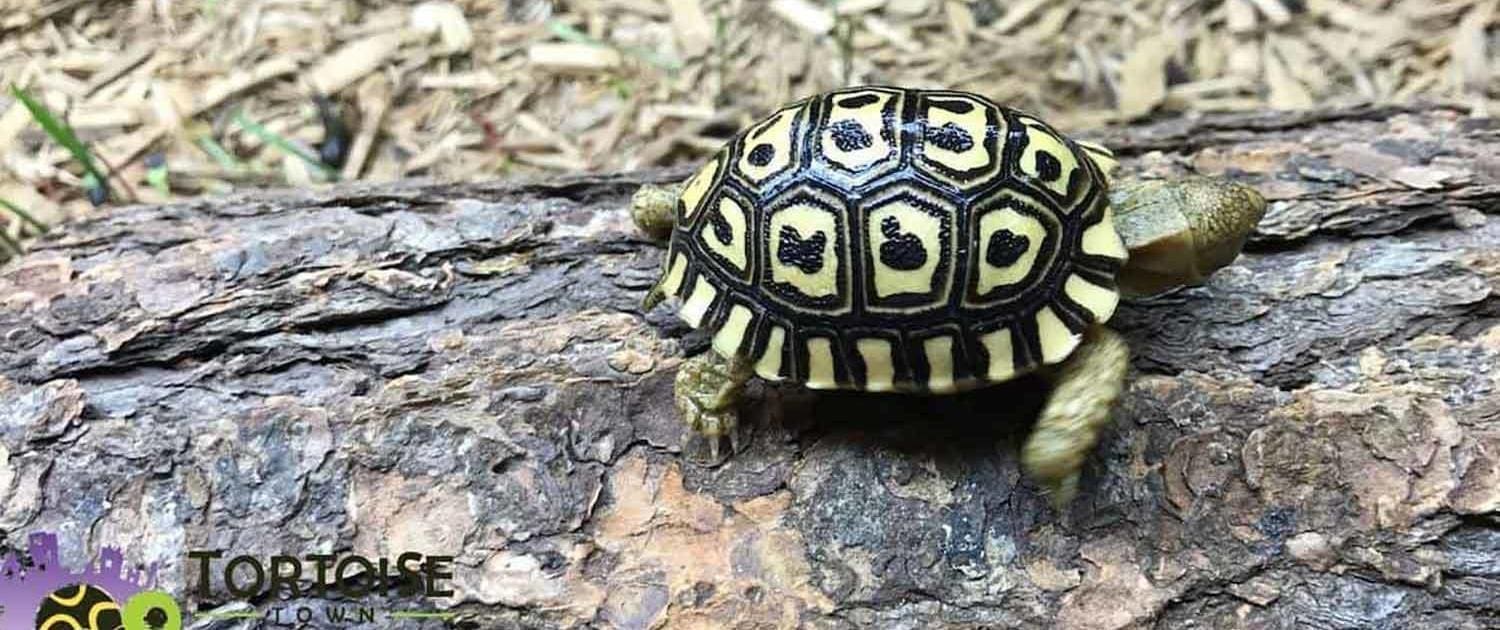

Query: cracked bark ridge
[2,105,1499,629]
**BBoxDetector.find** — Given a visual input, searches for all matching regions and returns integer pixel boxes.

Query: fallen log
[1,103,1498,628]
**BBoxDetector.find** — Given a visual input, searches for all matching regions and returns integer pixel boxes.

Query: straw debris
[0,0,1494,244]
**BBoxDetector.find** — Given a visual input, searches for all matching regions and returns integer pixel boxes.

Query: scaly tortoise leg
[1021,324,1130,507]
[631,182,684,242]
[674,350,754,462]
[631,182,685,310]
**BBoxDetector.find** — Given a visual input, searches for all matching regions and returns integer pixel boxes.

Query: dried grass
[0,0,1495,245]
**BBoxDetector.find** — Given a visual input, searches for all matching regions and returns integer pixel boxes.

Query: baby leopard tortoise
[631,86,1265,504]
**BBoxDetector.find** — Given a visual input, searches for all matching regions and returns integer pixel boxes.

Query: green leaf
[232,110,339,181]
[9,84,110,202]
[0,197,47,234]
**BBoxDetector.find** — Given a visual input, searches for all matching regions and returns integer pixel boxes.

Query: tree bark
[1,104,1498,629]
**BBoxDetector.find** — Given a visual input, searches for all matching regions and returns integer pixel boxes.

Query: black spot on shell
[748,143,776,167]
[838,93,880,108]
[985,230,1029,267]
[929,99,975,114]
[778,225,827,274]
[926,122,975,153]
[1035,150,1063,181]
[878,216,927,271]
[828,119,874,153]
[709,208,733,244]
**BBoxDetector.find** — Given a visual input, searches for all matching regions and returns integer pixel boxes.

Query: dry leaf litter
[0,0,1495,247]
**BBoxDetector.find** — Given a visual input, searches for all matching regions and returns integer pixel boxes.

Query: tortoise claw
[674,351,754,465]
[681,428,735,466]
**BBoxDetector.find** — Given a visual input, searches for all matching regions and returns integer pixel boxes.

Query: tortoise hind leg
[631,182,684,242]
[675,350,755,462]
[1021,325,1130,507]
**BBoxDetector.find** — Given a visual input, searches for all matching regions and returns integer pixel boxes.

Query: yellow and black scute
[651,86,1127,393]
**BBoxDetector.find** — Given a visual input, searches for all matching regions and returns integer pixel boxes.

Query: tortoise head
[1109,178,1266,296]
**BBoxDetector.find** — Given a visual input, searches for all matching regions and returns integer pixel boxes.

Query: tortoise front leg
[674,350,754,462]
[631,182,685,242]
[1021,325,1130,507]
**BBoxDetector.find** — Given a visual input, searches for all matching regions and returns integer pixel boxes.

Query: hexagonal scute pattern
[857,183,957,315]
[808,86,907,187]
[911,90,1005,191]
[730,100,811,189]
[692,187,755,282]
[1011,113,1100,213]
[656,86,1124,393]
[758,183,853,314]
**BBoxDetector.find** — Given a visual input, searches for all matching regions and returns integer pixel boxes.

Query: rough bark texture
[2,105,1499,629]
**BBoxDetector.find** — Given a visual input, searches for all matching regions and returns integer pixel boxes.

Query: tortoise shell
[654,86,1127,393]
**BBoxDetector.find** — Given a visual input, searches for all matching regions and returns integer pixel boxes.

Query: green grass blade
[0,227,22,258]
[145,164,170,195]
[0,197,47,234]
[9,85,110,201]
[546,20,597,45]
[195,135,248,172]
[232,110,339,180]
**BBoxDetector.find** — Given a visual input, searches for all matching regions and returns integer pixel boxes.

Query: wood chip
[1263,41,1313,110]
[834,0,887,14]
[341,75,391,181]
[1118,36,1172,119]
[665,0,714,58]
[1243,0,1292,26]
[417,71,503,91]
[861,15,921,53]
[148,83,185,133]
[308,32,402,96]
[770,0,835,35]
[95,56,300,168]
[886,0,931,16]
[944,1,975,47]
[993,0,1049,34]
[1449,0,1495,93]
[0,100,33,151]
[1227,0,1259,34]
[527,43,622,71]
[78,45,154,97]
[410,2,474,55]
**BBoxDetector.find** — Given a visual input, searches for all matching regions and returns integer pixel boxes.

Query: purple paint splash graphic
[0,531,160,627]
